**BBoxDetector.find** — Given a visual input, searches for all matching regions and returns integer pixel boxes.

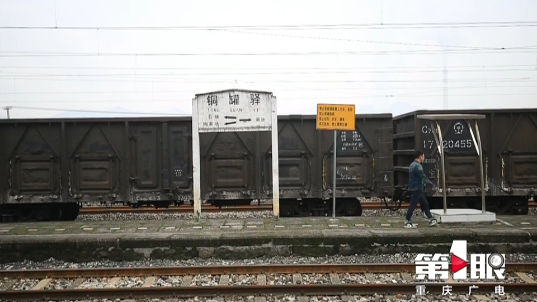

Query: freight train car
[0,113,393,222]
[0,117,193,222]
[393,109,537,214]
[200,114,394,217]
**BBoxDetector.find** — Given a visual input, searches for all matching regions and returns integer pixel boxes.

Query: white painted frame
[192,90,279,220]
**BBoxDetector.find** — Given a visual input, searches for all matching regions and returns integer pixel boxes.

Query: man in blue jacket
[405,150,438,228]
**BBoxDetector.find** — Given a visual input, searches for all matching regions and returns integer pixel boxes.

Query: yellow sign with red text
[316,104,355,130]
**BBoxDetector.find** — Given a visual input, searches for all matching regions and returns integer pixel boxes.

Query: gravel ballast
[2,253,537,271]
[27,292,537,301]
[75,207,537,221]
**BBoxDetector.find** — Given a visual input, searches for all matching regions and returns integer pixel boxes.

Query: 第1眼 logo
[415,240,505,281]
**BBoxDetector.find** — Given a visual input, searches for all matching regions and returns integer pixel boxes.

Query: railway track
[1,263,536,300]
[79,201,537,215]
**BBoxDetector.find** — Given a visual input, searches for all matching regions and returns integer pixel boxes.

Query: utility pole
[2,106,12,119]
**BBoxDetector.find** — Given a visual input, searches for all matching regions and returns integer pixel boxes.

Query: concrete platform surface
[431,208,496,223]
[0,215,536,263]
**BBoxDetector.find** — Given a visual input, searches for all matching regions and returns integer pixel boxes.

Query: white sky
[0,0,536,119]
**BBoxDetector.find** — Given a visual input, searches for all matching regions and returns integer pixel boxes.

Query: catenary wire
[1,21,537,30]
[1,48,537,57]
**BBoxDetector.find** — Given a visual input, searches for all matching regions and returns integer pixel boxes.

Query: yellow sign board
[316,104,356,130]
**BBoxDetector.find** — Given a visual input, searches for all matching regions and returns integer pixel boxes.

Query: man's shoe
[405,222,417,228]
[429,219,438,226]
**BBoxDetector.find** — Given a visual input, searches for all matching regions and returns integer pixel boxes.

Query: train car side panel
[1,121,63,204]
[322,114,394,200]
[65,121,126,206]
[490,111,537,197]
[129,122,164,204]
[164,121,193,204]
[261,116,319,200]
[418,117,491,198]
[199,132,257,203]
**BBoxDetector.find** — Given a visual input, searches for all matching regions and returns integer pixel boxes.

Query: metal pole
[475,120,486,214]
[332,129,337,218]
[271,95,280,218]
[433,121,447,214]
[191,98,201,221]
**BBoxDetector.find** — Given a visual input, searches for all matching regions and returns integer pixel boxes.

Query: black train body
[0,108,535,222]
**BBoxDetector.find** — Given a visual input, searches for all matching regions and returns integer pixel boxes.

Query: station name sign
[316,104,356,131]
[195,90,273,133]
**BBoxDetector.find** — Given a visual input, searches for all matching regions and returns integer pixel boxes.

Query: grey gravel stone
[2,253,537,271]
[76,210,273,221]
[50,291,536,301]
[11,278,39,291]
[76,204,537,221]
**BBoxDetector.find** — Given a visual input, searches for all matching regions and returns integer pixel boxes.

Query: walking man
[405,150,438,228]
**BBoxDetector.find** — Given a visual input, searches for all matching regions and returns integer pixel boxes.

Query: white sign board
[195,90,273,132]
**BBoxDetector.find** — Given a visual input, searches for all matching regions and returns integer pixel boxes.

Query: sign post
[316,104,356,218]
[192,89,279,220]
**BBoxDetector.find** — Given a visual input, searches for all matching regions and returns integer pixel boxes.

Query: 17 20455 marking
[423,139,473,149]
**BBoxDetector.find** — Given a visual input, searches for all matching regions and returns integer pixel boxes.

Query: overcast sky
[0,0,536,119]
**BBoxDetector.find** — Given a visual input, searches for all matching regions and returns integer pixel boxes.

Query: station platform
[0,215,536,263]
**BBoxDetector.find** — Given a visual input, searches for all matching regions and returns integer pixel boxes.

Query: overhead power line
[0,64,536,70]
[1,48,537,58]
[213,28,537,50]
[6,106,188,116]
[1,21,537,31]
[1,67,537,77]
[3,92,537,106]
[1,76,534,84]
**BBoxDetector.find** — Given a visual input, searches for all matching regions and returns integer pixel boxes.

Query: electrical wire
[1,21,537,31]
[5,106,188,116]
[1,68,537,76]
[212,28,537,50]
[0,64,535,70]
[1,48,537,58]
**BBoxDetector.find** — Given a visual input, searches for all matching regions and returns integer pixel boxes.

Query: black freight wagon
[0,117,194,222]
[201,114,394,217]
[0,113,393,221]
[393,109,537,214]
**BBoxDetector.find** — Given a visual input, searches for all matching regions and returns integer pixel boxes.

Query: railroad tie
[31,278,52,290]
[329,273,340,284]
[0,279,17,291]
[297,296,309,302]
[515,272,537,283]
[181,275,193,287]
[142,276,157,288]
[104,277,121,288]
[401,272,413,282]
[255,297,267,302]
[219,275,230,286]
[292,273,302,284]
[69,277,86,289]
[257,274,266,285]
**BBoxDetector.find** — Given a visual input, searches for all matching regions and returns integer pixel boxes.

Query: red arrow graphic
[451,254,468,273]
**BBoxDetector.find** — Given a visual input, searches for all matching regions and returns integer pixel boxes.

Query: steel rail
[1,263,536,279]
[79,201,537,215]
[79,204,273,214]
[1,283,536,301]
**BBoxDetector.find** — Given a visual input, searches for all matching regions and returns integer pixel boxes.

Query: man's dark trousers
[405,191,433,222]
